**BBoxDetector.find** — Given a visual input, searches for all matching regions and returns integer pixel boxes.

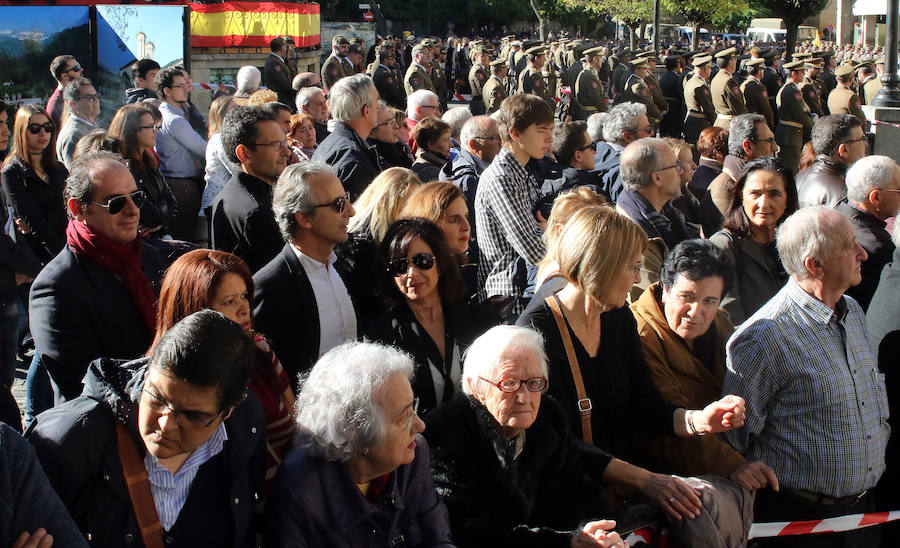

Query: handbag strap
[115,421,165,548]
[545,294,593,445]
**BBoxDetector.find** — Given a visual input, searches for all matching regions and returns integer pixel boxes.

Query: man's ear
[742,140,754,157]
[235,144,252,165]
[67,198,86,222]
[803,256,823,279]
[294,210,313,230]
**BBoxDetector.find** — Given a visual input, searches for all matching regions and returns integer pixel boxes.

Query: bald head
[292,72,321,91]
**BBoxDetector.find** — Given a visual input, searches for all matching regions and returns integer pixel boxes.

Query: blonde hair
[537,187,608,283]
[347,167,422,242]
[400,181,464,223]
[554,205,647,305]
[663,137,692,159]
[247,89,278,106]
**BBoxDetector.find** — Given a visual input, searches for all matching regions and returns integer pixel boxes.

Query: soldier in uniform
[468,44,492,98]
[372,47,406,110]
[264,37,295,108]
[619,58,663,128]
[518,45,553,108]
[710,47,748,129]
[828,64,867,126]
[611,49,633,101]
[741,58,775,130]
[482,58,508,114]
[321,35,352,92]
[861,61,883,105]
[819,51,838,97]
[659,55,685,138]
[682,55,716,144]
[573,47,607,120]
[639,52,668,122]
[799,59,825,117]
[760,49,782,120]
[404,44,435,96]
[775,60,814,174]
[428,39,449,111]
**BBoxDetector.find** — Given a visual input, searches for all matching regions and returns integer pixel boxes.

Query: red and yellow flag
[190,1,320,48]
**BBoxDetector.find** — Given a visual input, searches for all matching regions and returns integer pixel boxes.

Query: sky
[0,7,89,35]
[97,5,185,72]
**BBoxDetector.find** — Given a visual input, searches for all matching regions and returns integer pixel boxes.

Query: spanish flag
[190,1,320,48]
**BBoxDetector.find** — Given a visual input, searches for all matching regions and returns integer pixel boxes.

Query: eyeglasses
[90,190,145,215]
[753,137,777,144]
[142,387,223,429]
[387,252,435,276]
[26,123,54,135]
[249,138,290,151]
[140,124,162,132]
[842,136,867,145]
[635,126,654,136]
[65,64,83,74]
[77,94,100,103]
[625,261,643,276]
[313,191,351,213]
[403,397,420,432]
[578,142,595,152]
[376,119,395,128]
[478,376,548,393]
[419,104,439,111]
[654,163,682,174]
[168,84,187,89]
[474,135,501,142]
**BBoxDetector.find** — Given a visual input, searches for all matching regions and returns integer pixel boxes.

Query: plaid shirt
[474,148,546,302]
[722,279,890,497]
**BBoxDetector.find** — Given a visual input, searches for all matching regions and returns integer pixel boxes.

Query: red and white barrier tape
[623,510,900,544]
[871,119,900,129]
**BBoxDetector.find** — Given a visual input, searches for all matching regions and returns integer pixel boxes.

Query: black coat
[367,301,499,416]
[253,244,361,392]
[211,172,284,274]
[424,393,611,548]
[0,156,68,265]
[132,167,177,235]
[26,358,266,548]
[867,246,900,361]
[836,201,895,311]
[369,138,413,169]
[311,122,382,201]
[0,190,41,304]
[29,244,164,402]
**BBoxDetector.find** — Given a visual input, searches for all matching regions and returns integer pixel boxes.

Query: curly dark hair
[220,106,277,164]
[659,239,734,298]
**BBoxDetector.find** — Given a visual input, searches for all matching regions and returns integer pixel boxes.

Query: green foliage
[712,3,764,32]
[662,0,749,27]
[749,0,828,24]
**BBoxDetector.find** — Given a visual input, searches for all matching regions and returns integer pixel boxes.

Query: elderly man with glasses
[28,151,165,403]
[46,55,83,128]
[55,77,101,170]
[27,310,266,548]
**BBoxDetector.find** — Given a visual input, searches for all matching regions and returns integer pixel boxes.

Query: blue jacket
[311,122,382,201]
[266,433,455,547]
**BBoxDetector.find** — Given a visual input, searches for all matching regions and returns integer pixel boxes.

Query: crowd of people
[0,28,897,548]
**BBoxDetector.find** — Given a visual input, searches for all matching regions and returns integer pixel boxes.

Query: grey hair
[64,151,128,216]
[328,74,374,123]
[459,115,494,151]
[846,155,898,203]
[442,107,473,141]
[776,206,854,281]
[462,325,549,396]
[728,114,765,158]
[272,162,335,241]
[294,341,415,462]
[587,112,608,143]
[620,138,666,193]
[63,77,93,104]
[602,102,646,145]
[236,66,261,94]
[295,86,325,111]
[406,89,439,118]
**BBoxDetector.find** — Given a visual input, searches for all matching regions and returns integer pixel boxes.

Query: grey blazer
[55,115,96,171]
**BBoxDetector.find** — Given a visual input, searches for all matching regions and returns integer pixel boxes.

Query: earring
[362,448,369,456]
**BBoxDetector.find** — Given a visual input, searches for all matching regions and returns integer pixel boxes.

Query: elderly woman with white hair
[424,325,627,548]
[234,65,261,101]
[266,341,455,547]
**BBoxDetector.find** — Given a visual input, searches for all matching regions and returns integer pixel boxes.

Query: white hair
[294,341,415,462]
[295,86,325,111]
[460,115,494,152]
[328,74,374,123]
[272,162,335,241]
[406,89,439,119]
[442,107,473,141]
[236,66,261,94]
[846,155,898,203]
[586,112,608,143]
[776,206,854,281]
[602,102,646,145]
[461,325,549,397]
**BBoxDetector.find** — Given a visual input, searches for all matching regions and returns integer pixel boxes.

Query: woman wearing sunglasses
[1,104,68,265]
[108,104,178,240]
[368,218,497,417]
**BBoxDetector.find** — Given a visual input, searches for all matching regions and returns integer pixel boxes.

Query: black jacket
[424,393,611,548]
[536,166,605,217]
[836,201,895,311]
[412,150,448,183]
[0,156,68,264]
[369,138,413,169]
[29,244,164,402]
[211,172,284,274]
[124,87,157,104]
[439,148,487,219]
[367,301,499,416]
[314,121,330,145]
[796,155,848,209]
[253,244,361,392]
[867,246,900,362]
[132,167,177,235]
[311,122,382,201]
[0,191,41,304]
[593,143,624,202]
[26,358,266,548]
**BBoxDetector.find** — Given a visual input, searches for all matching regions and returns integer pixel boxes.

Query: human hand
[14,272,34,285]
[571,520,625,547]
[642,473,703,520]
[14,218,30,235]
[138,225,162,238]
[12,529,53,548]
[729,461,779,491]
[697,395,746,434]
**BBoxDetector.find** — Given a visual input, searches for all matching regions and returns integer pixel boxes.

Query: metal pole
[652,0,660,53]
[873,0,900,106]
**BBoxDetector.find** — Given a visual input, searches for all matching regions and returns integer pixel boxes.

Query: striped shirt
[474,147,546,302]
[145,423,228,531]
[722,278,890,497]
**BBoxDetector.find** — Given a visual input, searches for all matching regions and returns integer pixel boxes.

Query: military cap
[792,51,812,60]
[421,38,436,47]
[332,35,350,46]
[503,35,515,41]
[875,58,885,66]
[511,40,522,47]
[636,50,655,58]
[804,58,824,68]
[714,47,737,59]
[693,55,713,67]
[411,43,428,54]
[783,60,805,70]
[473,44,493,55]
[630,59,651,70]
[525,45,548,56]
[584,46,604,56]
[351,36,364,45]
[745,57,764,67]
[617,47,632,56]
[835,64,855,77]
[376,47,395,59]
[489,58,507,67]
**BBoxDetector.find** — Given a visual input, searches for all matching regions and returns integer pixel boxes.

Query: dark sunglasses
[91,190,145,215]
[26,123,54,135]
[313,192,351,213]
[387,252,435,276]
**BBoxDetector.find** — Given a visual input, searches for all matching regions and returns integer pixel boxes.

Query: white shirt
[291,245,357,356]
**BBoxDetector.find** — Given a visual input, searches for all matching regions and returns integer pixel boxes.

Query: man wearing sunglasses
[212,106,290,273]
[253,162,359,392]
[539,121,604,214]
[46,55,83,129]
[27,310,266,548]
[29,152,165,404]
[56,77,101,170]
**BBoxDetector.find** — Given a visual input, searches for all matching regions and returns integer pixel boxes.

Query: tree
[749,0,828,55]
[662,0,748,50]
[559,0,651,48]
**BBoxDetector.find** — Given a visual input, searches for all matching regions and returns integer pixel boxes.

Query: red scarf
[66,220,157,335]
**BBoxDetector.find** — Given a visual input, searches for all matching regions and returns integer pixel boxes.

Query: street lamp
[872,0,900,106]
